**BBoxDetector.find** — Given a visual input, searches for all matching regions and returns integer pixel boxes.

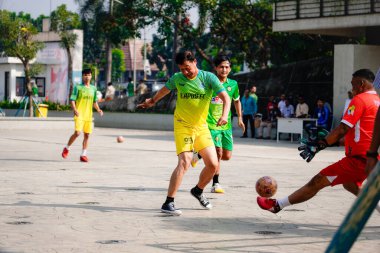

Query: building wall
[333,44,380,125]
[0,29,83,104]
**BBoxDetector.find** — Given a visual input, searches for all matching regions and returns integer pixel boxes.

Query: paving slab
[0,127,379,253]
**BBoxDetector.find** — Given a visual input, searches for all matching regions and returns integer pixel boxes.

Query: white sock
[81,149,87,156]
[65,145,70,150]
[277,197,291,209]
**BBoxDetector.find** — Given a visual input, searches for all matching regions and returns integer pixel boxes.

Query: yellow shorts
[74,119,93,134]
[174,119,214,155]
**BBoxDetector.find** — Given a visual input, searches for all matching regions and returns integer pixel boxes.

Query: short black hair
[352,69,375,82]
[175,51,195,65]
[82,68,92,75]
[107,82,112,86]
[213,54,231,67]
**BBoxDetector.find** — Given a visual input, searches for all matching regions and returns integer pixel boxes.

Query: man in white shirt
[296,96,309,118]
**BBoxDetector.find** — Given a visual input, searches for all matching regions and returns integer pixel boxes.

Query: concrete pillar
[333,44,380,126]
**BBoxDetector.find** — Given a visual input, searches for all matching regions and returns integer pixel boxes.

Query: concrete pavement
[0,127,379,253]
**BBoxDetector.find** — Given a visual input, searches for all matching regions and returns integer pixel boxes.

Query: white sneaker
[211,183,225,194]
[191,152,200,168]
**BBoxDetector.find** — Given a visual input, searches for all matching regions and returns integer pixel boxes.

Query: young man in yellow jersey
[61,69,103,162]
[138,51,231,215]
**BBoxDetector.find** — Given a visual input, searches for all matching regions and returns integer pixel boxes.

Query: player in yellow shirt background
[138,51,231,215]
[61,68,103,162]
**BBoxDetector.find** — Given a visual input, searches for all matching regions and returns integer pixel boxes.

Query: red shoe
[257,196,282,213]
[62,148,69,159]
[80,156,89,162]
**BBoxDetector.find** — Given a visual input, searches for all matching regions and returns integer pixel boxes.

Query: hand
[98,110,103,117]
[298,139,327,163]
[74,110,79,117]
[217,116,228,126]
[137,98,155,109]
[238,118,245,133]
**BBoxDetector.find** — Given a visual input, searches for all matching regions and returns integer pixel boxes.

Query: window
[16,77,26,96]
[35,77,45,97]
[15,77,46,97]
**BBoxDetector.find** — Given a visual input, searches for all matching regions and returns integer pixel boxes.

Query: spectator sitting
[282,99,294,118]
[257,101,281,139]
[295,96,309,118]
[105,82,115,101]
[314,98,330,130]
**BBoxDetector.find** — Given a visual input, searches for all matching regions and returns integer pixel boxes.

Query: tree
[77,0,147,86]
[111,48,126,82]
[0,10,44,117]
[50,4,81,102]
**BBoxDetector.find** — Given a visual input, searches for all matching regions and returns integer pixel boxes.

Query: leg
[288,173,331,205]
[264,122,272,139]
[82,133,90,150]
[248,115,255,138]
[197,146,219,189]
[343,182,360,196]
[257,122,264,138]
[67,131,81,146]
[167,151,192,197]
[214,147,223,175]
[242,115,248,137]
[257,173,331,213]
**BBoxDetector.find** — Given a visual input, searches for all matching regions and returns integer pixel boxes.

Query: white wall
[333,44,380,125]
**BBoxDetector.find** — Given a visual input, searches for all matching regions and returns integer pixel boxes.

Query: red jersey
[341,91,380,158]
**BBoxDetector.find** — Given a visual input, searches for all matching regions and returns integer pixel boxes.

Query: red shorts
[320,156,367,187]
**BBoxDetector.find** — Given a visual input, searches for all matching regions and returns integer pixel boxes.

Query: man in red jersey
[257,69,380,213]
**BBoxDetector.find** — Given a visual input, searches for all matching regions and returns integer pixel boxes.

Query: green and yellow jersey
[207,78,240,130]
[70,84,98,121]
[165,70,225,127]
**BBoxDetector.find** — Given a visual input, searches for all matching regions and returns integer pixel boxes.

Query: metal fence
[274,0,380,21]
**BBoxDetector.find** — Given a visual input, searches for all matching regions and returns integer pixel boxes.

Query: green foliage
[111,48,126,82]
[43,100,72,111]
[0,99,21,109]
[0,10,44,61]
[78,0,146,67]
[29,64,44,77]
[0,99,71,111]
[51,5,81,50]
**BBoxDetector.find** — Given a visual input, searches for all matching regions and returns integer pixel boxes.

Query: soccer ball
[256,176,277,198]
[117,136,124,143]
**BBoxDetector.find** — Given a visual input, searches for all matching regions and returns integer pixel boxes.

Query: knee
[84,133,90,138]
[306,174,330,190]
[178,159,191,171]
[74,131,81,137]
[222,153,231,161]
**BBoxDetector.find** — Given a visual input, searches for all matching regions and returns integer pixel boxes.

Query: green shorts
[209,128,233,151]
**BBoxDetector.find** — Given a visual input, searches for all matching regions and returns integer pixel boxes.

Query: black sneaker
[190,187,212,209]
[161,202,182,216]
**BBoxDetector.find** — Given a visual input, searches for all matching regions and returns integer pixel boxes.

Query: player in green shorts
[192,54,245,194]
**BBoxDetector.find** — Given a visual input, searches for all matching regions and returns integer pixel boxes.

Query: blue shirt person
[240,89,257,138]
[314,98,330,129]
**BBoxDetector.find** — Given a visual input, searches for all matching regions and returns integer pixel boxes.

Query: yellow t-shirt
[165,70,225,127]
[70,84,98,121]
